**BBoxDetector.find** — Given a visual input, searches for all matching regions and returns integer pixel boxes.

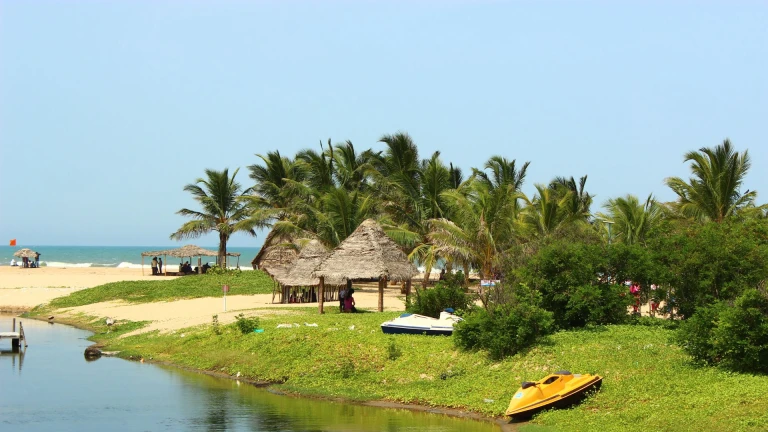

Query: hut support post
[405,279,412,304]
[318,277,325,314]
[378,276,386,312]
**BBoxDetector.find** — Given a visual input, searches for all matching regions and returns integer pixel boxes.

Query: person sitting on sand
[344,288,357,313]
[201,263,211,274]
[10,258,17,266]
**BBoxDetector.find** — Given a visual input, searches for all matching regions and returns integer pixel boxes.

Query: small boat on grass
[505,371,602,420]
[380,310,462,336]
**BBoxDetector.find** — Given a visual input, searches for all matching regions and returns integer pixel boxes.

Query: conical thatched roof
[13,248,38,258]
[252,229,300,276]
[313,219,418,282]
[276,240,332,287]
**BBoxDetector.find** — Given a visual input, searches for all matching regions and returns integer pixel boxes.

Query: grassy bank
[35,270,274,310]
[48,308,768,432]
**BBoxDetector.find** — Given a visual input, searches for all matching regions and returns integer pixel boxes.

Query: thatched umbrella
[13,248,38,259]
[313,219,418,313]
[140,245,241,275]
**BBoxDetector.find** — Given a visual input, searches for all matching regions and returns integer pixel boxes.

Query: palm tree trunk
[219,232,227,268]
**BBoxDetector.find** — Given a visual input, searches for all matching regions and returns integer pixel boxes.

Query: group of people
[629,282,661,315]
[150,256,164,275]
[10,253,40,268]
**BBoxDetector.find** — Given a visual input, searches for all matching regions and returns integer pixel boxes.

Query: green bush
[454,284,554,360]
[565,284,634,327]
[406,271,474,318]
[675,289,768,373]
[233,313,260,335]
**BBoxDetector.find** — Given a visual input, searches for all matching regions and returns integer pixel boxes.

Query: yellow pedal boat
[505,371,602,420]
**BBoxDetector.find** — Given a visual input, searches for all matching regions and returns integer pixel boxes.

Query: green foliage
[233,313,260,334]
[565,284,633,327]
[676,289,768,373]
[406,271,473,318]
[651,218,768,318]
[48,270,275,308]
[205,265,241,276]
[454,284,554,360]
[212,315,221,335]
[386,338,402,361]
[520,240,653,328]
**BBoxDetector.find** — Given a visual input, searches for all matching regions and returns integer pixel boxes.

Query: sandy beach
[0,266,408,333]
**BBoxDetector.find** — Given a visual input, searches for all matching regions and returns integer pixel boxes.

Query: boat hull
[506,373,603,420]
[380,324,453,336]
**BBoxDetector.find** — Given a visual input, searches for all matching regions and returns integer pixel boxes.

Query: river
[0,316,502,431]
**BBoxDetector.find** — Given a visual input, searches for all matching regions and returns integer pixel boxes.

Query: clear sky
[1,0,766,247]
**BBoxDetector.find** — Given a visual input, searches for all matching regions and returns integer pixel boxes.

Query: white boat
[380,310,462,336]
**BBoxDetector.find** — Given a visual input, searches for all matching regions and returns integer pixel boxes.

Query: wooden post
[318,276,325,314]
[19,322,27,347]
[13,318,16,332]
[141,256,144,276]
[405,279,412,304]
[378,276,386,312]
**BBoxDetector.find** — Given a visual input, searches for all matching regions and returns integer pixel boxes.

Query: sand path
[0,266,407,334]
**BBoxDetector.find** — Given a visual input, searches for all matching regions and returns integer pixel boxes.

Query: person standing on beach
[151,256,158,275]
[34,252,40,268]
[158,257,163,275]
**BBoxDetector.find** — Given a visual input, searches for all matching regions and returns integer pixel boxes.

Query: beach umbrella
[13,248,38,258]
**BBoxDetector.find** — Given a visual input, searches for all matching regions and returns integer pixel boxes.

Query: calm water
[0,317,500,432]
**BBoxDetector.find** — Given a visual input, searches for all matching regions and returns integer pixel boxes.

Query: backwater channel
[0,316,502,431]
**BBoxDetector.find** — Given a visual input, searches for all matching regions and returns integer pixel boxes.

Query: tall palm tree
[596,194,662,246]
[247,151,305,213]
[550,175,592,221]
[170,168,263,266]
[665,139,756,222]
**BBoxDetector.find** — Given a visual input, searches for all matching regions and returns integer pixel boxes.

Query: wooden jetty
[0,318,28,352]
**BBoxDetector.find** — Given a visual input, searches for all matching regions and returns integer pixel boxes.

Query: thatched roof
[276,240,332,287]
[313,219,418,282]
[141,245,240,258]
[252,229,300,275]
[13,248,38,258]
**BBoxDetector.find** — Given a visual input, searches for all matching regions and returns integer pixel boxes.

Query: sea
[0,245,261,269]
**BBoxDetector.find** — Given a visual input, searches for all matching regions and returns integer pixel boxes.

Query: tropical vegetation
[168,137,768,374]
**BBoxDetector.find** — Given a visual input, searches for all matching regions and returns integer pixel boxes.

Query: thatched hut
[313,219,418,313]
[272,239,343,304]
[251,229,300,275]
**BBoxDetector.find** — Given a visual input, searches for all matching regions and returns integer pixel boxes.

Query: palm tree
[665,139,756,222]
[550,175,592,221]
[596,194,662,246]
[170,168,263,266]
[247,151,306,213]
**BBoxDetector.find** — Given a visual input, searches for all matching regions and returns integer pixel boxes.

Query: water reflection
[0,316,500,432]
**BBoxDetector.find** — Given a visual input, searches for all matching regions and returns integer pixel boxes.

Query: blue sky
[1,0,766,247]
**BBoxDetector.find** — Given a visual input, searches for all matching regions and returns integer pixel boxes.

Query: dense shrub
[565,284,634,327]
[651,219,768,318]
[454,284,554,360]
[519,241,653,328]
[233,313,260,334]
[675,289,768,373]
[406,271,474,318]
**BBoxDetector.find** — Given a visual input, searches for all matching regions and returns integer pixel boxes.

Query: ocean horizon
[0,245,261,269]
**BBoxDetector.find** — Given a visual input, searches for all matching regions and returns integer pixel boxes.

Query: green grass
[77,310,768,432]
[42,270,275,308]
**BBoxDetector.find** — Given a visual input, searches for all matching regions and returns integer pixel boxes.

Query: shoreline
[22,312,516,432]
